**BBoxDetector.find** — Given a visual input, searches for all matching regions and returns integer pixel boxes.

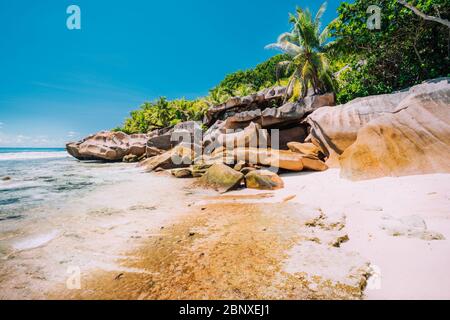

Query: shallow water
[0,150,139,223]
[0,148,148,254]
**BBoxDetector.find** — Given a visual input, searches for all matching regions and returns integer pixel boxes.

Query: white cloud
[67,131,79,138]
[0,133,65,148]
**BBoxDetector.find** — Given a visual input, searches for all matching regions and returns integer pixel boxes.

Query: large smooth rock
[220,148,305,172]
[66,131,148,161]
[139,146,193,172]
[196,163,244,193]
[340,88,450,180]
[245,170,284,190]
[304,78,450,166]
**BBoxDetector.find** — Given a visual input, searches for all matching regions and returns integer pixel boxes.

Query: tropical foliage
[328,0,450,103]
[115,98,208,134]
[207,54,291,104]
[266,2,334,99]
[116,55,291,133]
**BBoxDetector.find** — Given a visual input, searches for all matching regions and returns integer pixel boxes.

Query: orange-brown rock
[304,78,450,167]
[218,148,304,172]
[196,164,244,193]
[287,142,320,157]
[340,88,450,180]
[301,155,328,172]
[245,170,284,190]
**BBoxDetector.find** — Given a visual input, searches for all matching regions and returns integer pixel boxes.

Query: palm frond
[315,2,328,26]
[276,61,293,81]
[265,41,301,57]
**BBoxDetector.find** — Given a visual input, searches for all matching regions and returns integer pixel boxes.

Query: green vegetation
[116,55,290,134]
[115,98,208,134]
[117,0,449,133]
[266,2,334,99]
[207,54,291,105]
[328,0,450,104]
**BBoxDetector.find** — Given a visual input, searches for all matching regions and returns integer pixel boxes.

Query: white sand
[2,165,448,300]
[226,169,450,300]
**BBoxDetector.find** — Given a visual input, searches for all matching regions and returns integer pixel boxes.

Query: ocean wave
[0,152,69,161]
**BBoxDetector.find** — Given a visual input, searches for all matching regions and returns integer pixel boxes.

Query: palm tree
[266,2,334,99]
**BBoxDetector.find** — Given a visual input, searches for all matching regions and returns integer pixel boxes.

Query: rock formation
[305,78,450,167]
[147,121,203,152]
[66,77,449,185]
[66,131,148,162]
[340,88,450,180]
[204,86,288,126]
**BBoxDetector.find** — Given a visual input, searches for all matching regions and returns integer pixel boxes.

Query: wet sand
[54,201,368,300]
[1,169,449,300]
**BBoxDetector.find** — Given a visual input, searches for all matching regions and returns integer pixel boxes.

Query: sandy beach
[2,167,448,300]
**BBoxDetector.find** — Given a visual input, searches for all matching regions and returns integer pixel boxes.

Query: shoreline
[1,165,449,299]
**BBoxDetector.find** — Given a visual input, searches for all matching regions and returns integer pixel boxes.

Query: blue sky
[0,0,344,147]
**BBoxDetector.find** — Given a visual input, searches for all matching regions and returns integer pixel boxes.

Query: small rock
[171,168,192,179]
[245,170,284,190]
[114,273,124,280]
[123,154,139,163]
[233,161,246,172]
[197,163,244,193]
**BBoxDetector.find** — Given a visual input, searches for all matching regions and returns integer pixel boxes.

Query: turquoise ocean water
[0,148,135,223]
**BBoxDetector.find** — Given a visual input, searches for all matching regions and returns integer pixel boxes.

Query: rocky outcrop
[66,131,148,162]
[139,145,193,172]
[222,92,335,130]
[305,78,450,167]
[204,86,288,126]
[203,93,333,152]
[147,121,203,152]
[196,163,244,193]
[340,88,450,180]
[245,170,284,190]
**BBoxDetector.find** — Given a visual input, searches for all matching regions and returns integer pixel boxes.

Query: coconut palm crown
[266,2,334,99]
